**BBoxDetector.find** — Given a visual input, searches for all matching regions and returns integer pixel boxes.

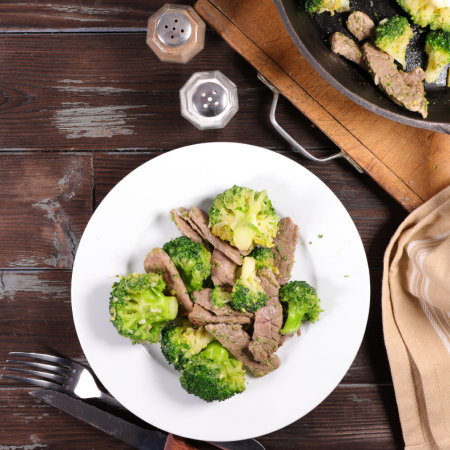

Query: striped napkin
[383,185,450,450]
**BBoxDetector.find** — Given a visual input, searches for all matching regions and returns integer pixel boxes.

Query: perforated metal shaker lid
[146,4,205,64]
[180,71,239,130]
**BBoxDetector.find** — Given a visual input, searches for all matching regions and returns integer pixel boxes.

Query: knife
[207,440,265,450]
[30,390,173,450]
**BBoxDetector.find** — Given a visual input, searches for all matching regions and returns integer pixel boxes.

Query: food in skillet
[308,1,450,117]
[108,186,323,402]
[305,0,350,15]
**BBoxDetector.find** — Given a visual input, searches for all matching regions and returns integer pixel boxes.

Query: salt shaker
[179,71,239,130]
[146,4,206,64]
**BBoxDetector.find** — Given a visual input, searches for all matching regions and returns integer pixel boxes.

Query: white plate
[72,142,370,442]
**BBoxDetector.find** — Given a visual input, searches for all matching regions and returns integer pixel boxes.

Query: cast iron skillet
[273,0,450,134]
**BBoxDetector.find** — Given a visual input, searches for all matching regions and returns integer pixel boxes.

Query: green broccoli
[209,186,279,252]
[374,16,413,69]
[210,286,233,308]
[163,236,211,293]
[279,281,323,335]
[425,29,450,83]
[231,257,268,313]
[109,272,178,344]
[160,320,214,371]
[397,0,450,31]
[249,246,275,272]
[180,341,246,402]
[305,0,350,15]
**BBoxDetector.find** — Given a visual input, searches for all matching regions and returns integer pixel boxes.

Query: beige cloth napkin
[383,185,450,450]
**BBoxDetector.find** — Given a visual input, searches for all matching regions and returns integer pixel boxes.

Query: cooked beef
[362,43,428,119]
[189,303,252,326]
[248,270,283,362]
[278,334,292,347]
[143,247,193,313]
[330,32,365,68]
[205,323,281,377]
[170,209,203,244]
[272,217,299,286]
[346,11,375,41]
[192,288,253,318]
[188,207,243,266]
[211,249,237,287]
[178,207,204,238]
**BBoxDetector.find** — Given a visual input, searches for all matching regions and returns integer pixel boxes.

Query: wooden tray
[194,0,450,212]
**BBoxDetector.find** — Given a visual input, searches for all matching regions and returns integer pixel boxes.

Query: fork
[2,352,123,409]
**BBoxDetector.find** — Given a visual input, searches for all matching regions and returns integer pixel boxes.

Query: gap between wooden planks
[194,0,450,212]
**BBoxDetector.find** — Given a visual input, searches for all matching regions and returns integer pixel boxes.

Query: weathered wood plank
[94,152,407,267]
[0,154,92,269]
[0,385,402,449]
[0,1,183,31]
[0,33,332,151]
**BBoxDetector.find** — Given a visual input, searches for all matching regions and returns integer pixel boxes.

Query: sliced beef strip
[188,206,243,266]
[205,323,281,377]
[144,247,193,313]
[272,217,299,286]
[211,249,237,287]
[189,303,252,326]
[179,207,205,238]
[362,43,428,119]
[346,11,375,41]
[330,32,365,68]
[170,209,203,244]
[192,288,253,318]
[248,270,283,362]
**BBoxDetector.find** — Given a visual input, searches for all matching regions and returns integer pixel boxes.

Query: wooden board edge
[194,0,423,212]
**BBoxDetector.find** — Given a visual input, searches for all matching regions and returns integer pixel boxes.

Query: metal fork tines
[2,352,123,409]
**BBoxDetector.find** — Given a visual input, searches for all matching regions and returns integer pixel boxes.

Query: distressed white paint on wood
[52,102,145,139]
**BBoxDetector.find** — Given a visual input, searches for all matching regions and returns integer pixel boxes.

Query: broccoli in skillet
[374,16,413,69]
[209,186,279,252]
[180,340,246,402]
[210,286,233,308]
[249,246,276,272]
[231,257,268,313]
[396,0,450,31]
[163,236,211,293]
[160,320,214,371]
[279,281,323,335]
[109,272,178,344]
[425,29,450,83]
[305,0,350,15]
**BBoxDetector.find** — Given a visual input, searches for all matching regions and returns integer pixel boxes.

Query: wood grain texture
[0,33,332,151]
[0,154,92,269]
[0,1,188,31]
[194,0,450,211]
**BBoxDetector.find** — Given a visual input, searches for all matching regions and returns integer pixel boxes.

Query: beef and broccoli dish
[307,0,450,117]
[109,186,323,402]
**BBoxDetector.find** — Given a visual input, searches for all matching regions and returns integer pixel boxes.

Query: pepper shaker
[146,4,206,64]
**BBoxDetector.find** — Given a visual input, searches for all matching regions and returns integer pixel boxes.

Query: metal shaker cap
[146,4,205,64]
[180,71,239,130]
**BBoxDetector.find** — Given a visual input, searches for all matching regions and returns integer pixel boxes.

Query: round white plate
[72,142,370,442]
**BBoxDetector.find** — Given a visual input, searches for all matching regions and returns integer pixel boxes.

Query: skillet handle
[258,73,364,173]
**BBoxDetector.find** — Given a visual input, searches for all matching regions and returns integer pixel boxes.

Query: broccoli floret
[209,186,279,252]
[160,320,214,371]
[305,0,350,15]
[180,341,246,402]
[397,0,437,27]
[249,246,275,272]
[231,257,268,313]
[210,286,233,308]
[425,29,450,83]
[374,16,413,69]
[109,272,178,344]
[163,236,212,293]
[279,281,323,335]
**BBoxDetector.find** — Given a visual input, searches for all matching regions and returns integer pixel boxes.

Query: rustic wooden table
[0,1,409,449]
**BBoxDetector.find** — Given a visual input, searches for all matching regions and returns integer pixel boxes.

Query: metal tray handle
[258,73,364,173]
